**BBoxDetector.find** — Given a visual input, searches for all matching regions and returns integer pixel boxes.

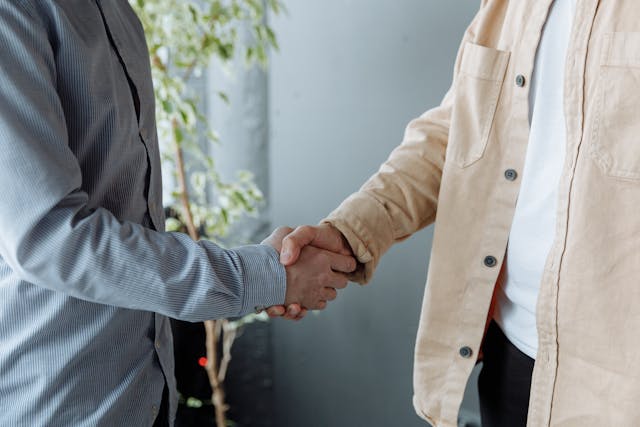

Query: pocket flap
[460,42,511,81]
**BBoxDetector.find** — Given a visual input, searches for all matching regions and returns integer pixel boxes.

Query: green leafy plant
[129,1,283,425]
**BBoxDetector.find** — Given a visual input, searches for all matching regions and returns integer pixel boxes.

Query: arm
[278,2,492,285]
[0,2,350,321]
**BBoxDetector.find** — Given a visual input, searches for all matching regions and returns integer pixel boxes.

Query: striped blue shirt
[0,1,287,425]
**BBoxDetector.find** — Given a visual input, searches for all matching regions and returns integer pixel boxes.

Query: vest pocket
[448,42,510,168]
[590,33,640,180]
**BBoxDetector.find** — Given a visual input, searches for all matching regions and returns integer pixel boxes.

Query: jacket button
[459,346,473,358]
[484,256,498,268]
[516,74,526,87]
[504,169,518,181]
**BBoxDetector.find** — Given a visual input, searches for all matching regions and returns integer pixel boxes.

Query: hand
[283,245,355,310]
[280,224,353,266]
[261,227,308,320]
[278,224,355,320]
[262,226,293,252]
[261,225,356,320]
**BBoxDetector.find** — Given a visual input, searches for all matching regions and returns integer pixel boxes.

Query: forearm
[323,106,449,283]
[5,194,286,321]
[321,0,494,282]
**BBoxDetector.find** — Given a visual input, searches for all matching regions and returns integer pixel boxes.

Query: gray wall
[267,2,479,426]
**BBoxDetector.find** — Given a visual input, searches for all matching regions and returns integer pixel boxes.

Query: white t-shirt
[493,0,577,359]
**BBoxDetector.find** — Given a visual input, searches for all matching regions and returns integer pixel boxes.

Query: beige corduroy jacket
[325,1,640,426]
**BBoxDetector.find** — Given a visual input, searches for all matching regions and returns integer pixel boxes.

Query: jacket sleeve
[323,3,490,284]
[0,2,286,321]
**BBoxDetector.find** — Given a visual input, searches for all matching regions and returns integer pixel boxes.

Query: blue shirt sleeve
[0,1,286,321]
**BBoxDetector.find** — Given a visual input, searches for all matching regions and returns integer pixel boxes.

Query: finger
[266,306,286,317]
[313,224,353,255]
[294,308,308,321]
[261,226,294,252]
[281,224,351,266]
[324,250,357,273]
[325,224,355,256]
[328,272,350,290]
[321,287,338,302]
[280,226,318,266]
[283,303,302,320]
[312,300,328,311]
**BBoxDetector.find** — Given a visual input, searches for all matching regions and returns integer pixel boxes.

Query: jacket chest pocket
[590,33,640,180]
[448,42,510,168]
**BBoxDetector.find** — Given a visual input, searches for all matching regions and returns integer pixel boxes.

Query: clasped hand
[261,224,355,321]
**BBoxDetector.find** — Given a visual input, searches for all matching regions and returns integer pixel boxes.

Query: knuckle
[300,225,318,241]
[282,234,294,245]
[277,226,294,235]
[335,277,348,289]
[298,225,313,234]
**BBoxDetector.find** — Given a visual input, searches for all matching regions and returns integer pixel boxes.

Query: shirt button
[155,341,161,349]
[484,256,498,268]
[515,74,526,87]
[459,346,473,359]
[504,169,518,181]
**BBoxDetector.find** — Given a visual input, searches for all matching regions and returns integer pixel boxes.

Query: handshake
[261,224,358,321]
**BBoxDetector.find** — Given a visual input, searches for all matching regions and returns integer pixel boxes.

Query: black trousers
[152,385,170,427]
[478,321,535,427]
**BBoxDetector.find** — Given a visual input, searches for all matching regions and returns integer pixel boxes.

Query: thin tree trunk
[173,130,232,427]
[205,320,228,427]
[173,122,199,241]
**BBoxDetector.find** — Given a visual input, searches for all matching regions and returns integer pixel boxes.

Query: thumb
[262,226,294,252]
[280,225,317,266]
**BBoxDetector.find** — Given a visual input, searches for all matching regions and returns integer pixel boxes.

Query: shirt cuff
[232,244,287,316]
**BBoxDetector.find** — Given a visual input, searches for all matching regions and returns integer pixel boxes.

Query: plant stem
[173,119,199,241]
[205,320,228,427]
[218,322,237,383]
[173,123,234,427]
